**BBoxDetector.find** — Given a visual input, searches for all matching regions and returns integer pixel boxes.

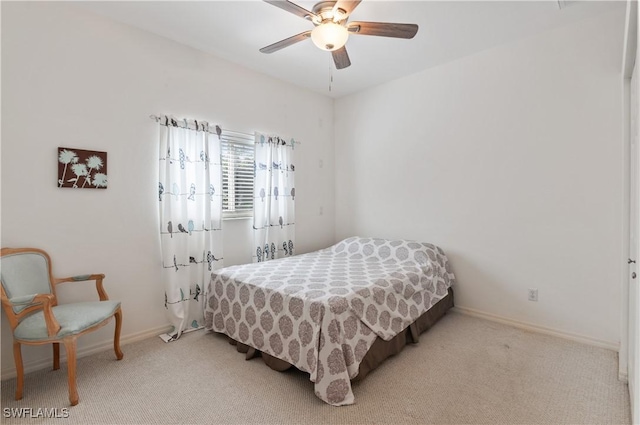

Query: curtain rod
[149,115,302,145]
[149,115,252,138]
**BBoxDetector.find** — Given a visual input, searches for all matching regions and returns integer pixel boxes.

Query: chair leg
[13,341,23,401]
[63,339,79,406]
[114,308,123,360]
[53,343,60,370]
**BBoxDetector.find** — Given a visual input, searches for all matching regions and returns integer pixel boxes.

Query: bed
[204,237,456,406]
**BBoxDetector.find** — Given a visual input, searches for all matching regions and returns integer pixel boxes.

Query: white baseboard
[1,324,172,381]
[452,306,619,352]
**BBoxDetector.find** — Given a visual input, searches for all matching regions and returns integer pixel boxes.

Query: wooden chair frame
[0,247,123,406]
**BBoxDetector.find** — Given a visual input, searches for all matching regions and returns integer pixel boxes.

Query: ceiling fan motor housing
[311,1,347,24]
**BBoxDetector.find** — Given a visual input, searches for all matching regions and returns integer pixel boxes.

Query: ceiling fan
[260,0,419,70]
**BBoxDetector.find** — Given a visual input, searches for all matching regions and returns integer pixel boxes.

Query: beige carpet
[0,311,630,424]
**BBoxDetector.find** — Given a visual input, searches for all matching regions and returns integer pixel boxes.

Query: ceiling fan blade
[347,21,419,39]
[263,0,318,20]
[260,31,312,54]
[332,46,351,70]
[332,0,362,18]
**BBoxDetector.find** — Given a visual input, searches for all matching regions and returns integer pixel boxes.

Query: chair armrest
[4,294,61,337]
[54,274,109,301]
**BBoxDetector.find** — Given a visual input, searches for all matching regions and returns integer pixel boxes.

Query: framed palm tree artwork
[58,147,108,189]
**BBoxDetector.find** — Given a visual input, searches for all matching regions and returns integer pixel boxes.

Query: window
[221,134,254,218]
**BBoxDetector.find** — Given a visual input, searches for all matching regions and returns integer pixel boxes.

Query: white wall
[0,2,335,377]
[334,9,625,347]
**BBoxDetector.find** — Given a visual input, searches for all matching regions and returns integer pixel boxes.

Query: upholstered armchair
[0,248,123,406]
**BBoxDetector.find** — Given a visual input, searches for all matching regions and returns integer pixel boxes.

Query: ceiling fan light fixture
[311,22,349,51]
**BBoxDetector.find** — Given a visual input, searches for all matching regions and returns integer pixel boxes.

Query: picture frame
[57,147,108,189]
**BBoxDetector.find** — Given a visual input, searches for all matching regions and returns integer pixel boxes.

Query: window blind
[221,135,254,217]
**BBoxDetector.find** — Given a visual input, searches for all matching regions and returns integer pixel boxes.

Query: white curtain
[253,133,295,262]
[158,117,223,341]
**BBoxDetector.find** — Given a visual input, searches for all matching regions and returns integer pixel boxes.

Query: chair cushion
[14,301,121,341]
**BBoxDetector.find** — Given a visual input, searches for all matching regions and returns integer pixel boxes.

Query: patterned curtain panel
[253,133,295,262]
[158,117,223,341]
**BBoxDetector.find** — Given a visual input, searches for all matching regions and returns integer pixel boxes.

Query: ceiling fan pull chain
[329,59,334,92]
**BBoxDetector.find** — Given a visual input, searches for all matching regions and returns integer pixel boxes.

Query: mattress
[204,237,456,406]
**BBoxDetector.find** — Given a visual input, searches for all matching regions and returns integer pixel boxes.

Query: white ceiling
[80,1,623,98]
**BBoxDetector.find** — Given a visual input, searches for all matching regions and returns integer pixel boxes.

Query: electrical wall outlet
[528,288,538,302]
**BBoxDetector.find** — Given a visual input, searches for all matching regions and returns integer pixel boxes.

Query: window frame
[221,135,254,220]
